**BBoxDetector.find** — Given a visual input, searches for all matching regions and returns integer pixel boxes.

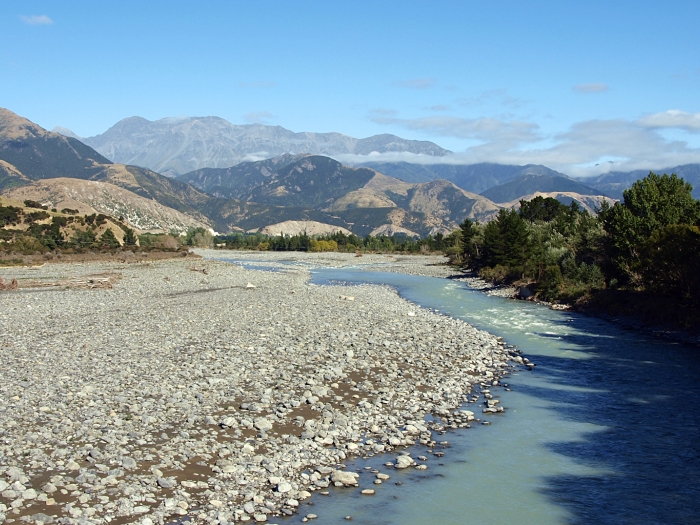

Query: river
[210,258,700,524]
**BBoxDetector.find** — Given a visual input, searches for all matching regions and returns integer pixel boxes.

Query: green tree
[122,227,138,246]
[600,172,700,285]
[459,218,480,265]
[482,208,532,270]
[538,265,564,301]
[99,228,121,248]
[184,227,213,247]
[70,229,97,248]
[519,196,568,223]
[639,224,700,300]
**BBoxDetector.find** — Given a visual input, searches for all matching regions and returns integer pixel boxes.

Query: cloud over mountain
[637,110,700,132]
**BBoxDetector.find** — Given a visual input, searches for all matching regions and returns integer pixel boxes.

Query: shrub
[538,265,564,301]
[23,200,46,209]
[184,227,213,248]
[24,211,50,223]
[0,205,22,226]
[155,235,179,250]
[479,264,514,284]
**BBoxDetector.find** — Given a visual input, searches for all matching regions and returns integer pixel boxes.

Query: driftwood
[1,272,121,291]
[0,277,18,290]
[190,266,209,275]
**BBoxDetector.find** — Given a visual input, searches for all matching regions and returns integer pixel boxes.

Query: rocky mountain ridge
[58,116,451,177]
[177,155,502,232]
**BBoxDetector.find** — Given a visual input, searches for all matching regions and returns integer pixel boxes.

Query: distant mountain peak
[51,126,82,140]
[75,115,451,177]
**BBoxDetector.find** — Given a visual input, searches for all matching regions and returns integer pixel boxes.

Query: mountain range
[5,107,697,239]
[0,108,495,236]
[58,116,451,178]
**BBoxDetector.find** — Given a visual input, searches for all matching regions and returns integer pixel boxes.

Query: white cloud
[370,114,541,145]
[347,112,700,178]
[426,105,450,112]
[243,111,274,124]
[370,108,398,117]
[457,89,526,108]
[240,152,272,162]
[20,15,53,25]
[392,78,436,90]
[573,83,609,93]
[637,110,700,132]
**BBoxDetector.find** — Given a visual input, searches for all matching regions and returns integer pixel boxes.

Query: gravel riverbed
[0,253,518,525]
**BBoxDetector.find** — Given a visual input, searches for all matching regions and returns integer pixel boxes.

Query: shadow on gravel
[519,319,700,525]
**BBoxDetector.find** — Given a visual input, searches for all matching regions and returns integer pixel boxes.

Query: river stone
[330,470,359,486]
[221,416,237,428]
[404,424,420,434]
[254,418,273,431]
[157,477,176,489]
[277,482,293,493]
[394,455,415,469]
[121,457,137,469]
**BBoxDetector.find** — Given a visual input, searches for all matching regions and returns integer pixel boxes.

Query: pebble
[0,252,512,524]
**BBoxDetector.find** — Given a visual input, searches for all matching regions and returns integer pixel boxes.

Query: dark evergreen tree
[123,228,137,246]
[459,218,480,265]
[99,228,120,248]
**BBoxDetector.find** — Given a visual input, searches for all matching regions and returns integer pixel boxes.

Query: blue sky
[2,0,699,176]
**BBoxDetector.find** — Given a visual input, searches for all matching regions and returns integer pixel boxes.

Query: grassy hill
[3,178,210,233]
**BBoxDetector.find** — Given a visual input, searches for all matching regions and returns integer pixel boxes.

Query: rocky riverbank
[0,254,517,525]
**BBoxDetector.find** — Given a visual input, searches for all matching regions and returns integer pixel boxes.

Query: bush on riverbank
[454,173,700,307]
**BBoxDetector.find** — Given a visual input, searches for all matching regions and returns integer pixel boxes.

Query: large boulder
[394,455,415,469]
[253,418,273,431]
[330,470,359,486]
